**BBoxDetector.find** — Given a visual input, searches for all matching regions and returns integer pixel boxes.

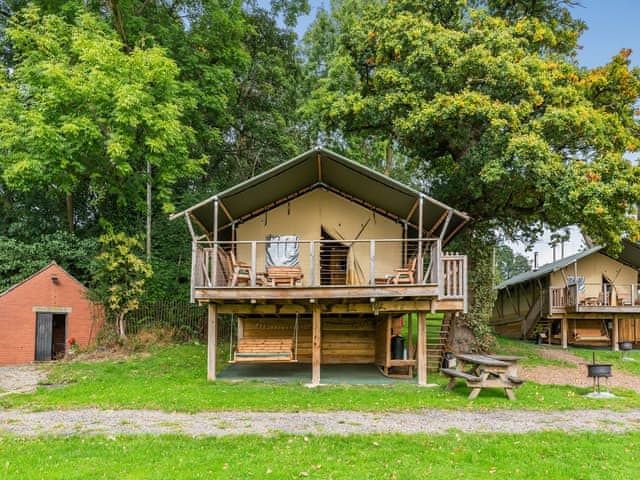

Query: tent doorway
[320,228,349,286]
[35,312,67,361]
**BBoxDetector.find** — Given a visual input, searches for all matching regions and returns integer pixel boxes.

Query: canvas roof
[495,246,604,290]
[619,239,640,269]
[496,239,640,290]
[171,147,470,243]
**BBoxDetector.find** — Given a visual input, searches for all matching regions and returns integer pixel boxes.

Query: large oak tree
[303,0,640,348]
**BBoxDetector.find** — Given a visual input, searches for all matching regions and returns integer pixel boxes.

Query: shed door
[35,312,53,361]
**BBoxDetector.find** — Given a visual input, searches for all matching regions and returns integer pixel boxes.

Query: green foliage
[0,232,96,292]
[304,1,640,249]
[494,244,530,285]
[92,229,152,337]
[0,6,201,229]
[302,0,640,347]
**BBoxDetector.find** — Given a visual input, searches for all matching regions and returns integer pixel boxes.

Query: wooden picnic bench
[233,338,296,363]
[441,353,525,400]
[265,266,303,286]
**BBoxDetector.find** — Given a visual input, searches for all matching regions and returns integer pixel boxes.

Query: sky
[295,0,640,267]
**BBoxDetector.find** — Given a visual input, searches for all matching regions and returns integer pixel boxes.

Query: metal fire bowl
[619,342,633,351]
[587,364,612,378]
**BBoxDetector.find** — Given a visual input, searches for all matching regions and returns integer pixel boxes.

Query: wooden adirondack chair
[389,257,418,285]
[228,250,252,286]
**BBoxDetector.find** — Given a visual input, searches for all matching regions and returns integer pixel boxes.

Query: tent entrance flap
[320,228,349,286]
[322,225,365,286]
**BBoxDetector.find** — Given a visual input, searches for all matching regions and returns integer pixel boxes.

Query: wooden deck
[191,239,467,312]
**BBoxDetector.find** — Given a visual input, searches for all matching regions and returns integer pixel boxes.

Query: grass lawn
[2,431,639,479]
[2,342,640,412]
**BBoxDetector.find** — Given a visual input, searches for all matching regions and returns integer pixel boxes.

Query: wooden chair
[388,257,418,285]
[228,250,252,286]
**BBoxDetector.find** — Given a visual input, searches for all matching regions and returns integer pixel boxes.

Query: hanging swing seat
[572,320,611,343]
[233,337,297,363]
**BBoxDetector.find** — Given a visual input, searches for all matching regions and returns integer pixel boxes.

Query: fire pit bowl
[587,363,612,378]
[619,341,633,351]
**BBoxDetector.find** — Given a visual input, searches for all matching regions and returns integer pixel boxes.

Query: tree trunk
[66,193,74,232]
[146,160,152,260]
[447,231,497,353]
[384,141,393,176]
[117,312,127,339]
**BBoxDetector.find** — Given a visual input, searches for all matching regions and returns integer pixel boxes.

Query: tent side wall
[492,280,539,338]
[236,189,403,281]
[549,253,638,298]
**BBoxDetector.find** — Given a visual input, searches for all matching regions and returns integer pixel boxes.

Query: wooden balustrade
[190,239,467,303]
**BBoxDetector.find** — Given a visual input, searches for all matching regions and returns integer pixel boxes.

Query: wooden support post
[612,316,619,351]
[561,317,568,349]
[407,313,414,360]
[312,303,321,386]
[207,303,217,381]
[417,311,427,385]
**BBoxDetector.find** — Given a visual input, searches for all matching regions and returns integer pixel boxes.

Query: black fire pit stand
[586,352,614,398]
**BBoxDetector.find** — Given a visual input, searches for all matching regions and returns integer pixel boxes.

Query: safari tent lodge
[171,147,470,384]
[491,241,640,350]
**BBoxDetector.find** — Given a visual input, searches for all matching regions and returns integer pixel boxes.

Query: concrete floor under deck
[217,362,416,384]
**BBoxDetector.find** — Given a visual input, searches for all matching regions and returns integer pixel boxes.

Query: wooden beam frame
[417,311,427,385]
[207,303,217,380]
[311,303,321,386]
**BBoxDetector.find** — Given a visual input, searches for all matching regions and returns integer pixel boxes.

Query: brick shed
[0,261,102,365]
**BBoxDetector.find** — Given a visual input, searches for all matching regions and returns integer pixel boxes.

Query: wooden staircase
[426,313,452,373]
[523,296,543,339]
[531,318,553,342]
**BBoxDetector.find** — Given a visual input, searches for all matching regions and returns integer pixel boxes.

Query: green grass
[2,343,640,412]
[494,336,579,367]
[1,431,639,479]
[569,346,640,376]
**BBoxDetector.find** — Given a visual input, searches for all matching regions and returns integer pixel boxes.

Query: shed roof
[170,147,470,243]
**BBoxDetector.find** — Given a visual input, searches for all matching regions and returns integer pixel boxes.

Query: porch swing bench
[233,337,297,363]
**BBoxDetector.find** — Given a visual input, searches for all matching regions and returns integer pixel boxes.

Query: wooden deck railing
[191,239,467,302]
[547,284,640,310]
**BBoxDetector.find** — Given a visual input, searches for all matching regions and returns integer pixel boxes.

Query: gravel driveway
[2,352,640,437]
[1,408,640,436]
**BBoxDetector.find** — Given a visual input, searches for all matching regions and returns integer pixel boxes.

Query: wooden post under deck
[561,317,568,349]
[612,315,619,351]
[207,303,217,381]
[407,313,414,359]
[417,311,427,385]
[311,303,321,386]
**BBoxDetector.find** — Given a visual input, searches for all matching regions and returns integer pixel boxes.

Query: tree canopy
[303,0,640,250]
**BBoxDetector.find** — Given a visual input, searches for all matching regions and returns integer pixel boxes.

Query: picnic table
[440,353,525,400]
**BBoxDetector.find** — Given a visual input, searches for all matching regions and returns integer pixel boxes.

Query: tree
[0,6,201,234]
[92,229,152,338]
[0,231,97,292]
[494,245,530,285]
[304,0,640,349]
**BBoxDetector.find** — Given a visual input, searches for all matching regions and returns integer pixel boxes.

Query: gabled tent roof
[171,147,470,243]
[496,239,640,291]
[495,246,604,290]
